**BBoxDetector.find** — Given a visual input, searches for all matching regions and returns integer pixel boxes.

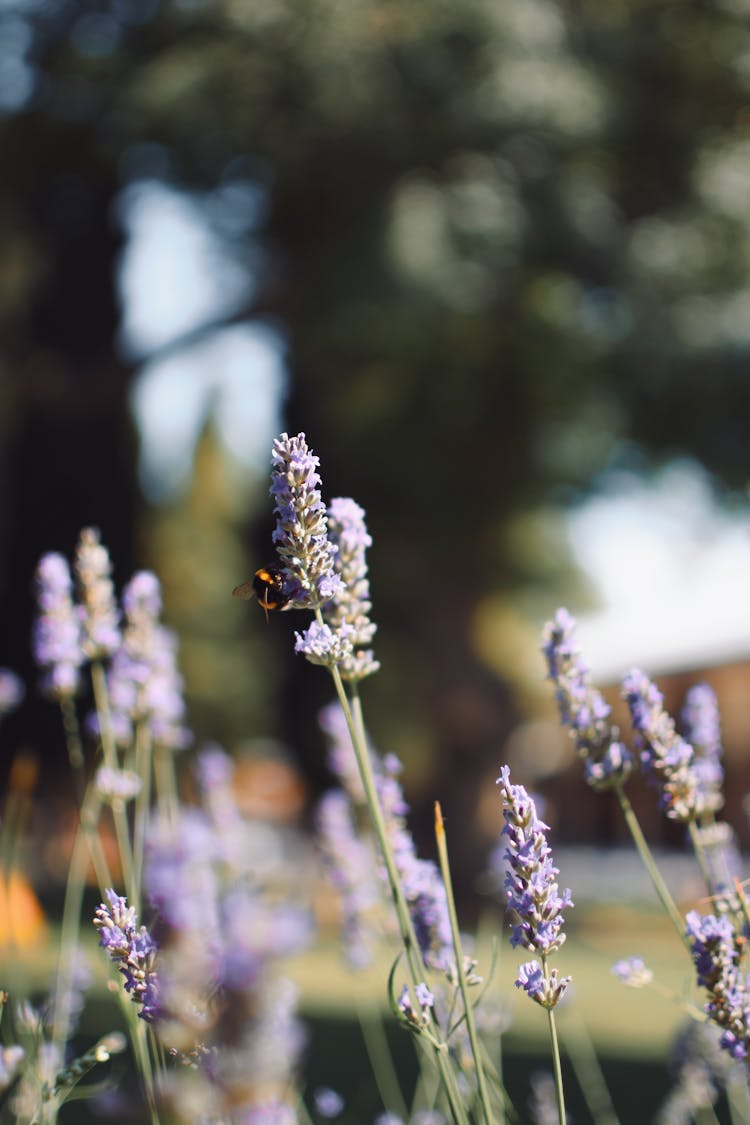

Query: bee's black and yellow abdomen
[233,563,291,615]
[252,565,290,611]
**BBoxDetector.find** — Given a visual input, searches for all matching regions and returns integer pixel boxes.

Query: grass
[0,880,703,1122]
[2,899,690,1051]
[286,903,692,1057]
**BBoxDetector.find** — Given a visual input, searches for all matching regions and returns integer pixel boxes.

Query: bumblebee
[232,564,292,619]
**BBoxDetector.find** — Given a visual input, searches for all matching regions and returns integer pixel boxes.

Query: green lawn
[0,903,716,1123]
[288,903,696,1060]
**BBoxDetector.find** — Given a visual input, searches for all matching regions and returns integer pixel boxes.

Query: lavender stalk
[623,669,728,908]
[267,432,469,1122]
[497,767,572,1125]
[326,665,470,1124]
[32,552,85,777]
[543,609,688,949]
[434,801,498,1125]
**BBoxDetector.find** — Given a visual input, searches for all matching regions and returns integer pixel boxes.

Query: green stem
[124,1003,160,1124]
[51,786,108,1059]
[90,662,118,770]
[327,661,423,987]
[153,744,179,826]
[544,976,566,1125]
[434,801,497,1125]
[432,1043,472,1125]
[90,663,137,904]
[59,695,86,798]
[324,643,468,1124]
[614,783,689,952]
[687,820,716,901]
[132,721,154,902]
[349,689,369,775]
[90,665,160,1119]
[408,1040,441,1121]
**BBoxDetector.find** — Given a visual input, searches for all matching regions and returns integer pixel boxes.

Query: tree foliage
[2,0,750,843]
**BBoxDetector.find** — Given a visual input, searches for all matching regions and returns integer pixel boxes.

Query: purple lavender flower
[319,701,366,804]
[319,704,453,973]
[294,620,354,668]
[497,765,573,958]
[75,528,121,660]
[94,890,160,1023]
[415,981,435,1009]
[612,956,653,988]
[145,808,220,935]
[397,983,434,1029]
[269,432,343,610]
[623,669,702,822]
[377,755,453,972]
[497,766,573,1009]
[323,496,379,681]
[316,789,381,968]
[191,745,251,878]
[143,769,312,1113]
[403,858,453,974]
[101,571,191,750]
[685,909,750,1061]
[515,960,571,1009]
[541,609,633,789]
[681,683,725,815]
[32,553,84,698]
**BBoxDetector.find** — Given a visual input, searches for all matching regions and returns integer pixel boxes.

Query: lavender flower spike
[270,432,343,610]
[541,608,632,790]
[378,754,453,972]
[75,527,121,660]
[622,669,702,822]
[32,552,84,698]
[94,889,160,1023]
[101,571,191,750]
[686,909,750,1060]
[497,765,573,1007]
[681,683,725,815]
[324,497,380,681]
[316,788,380,968]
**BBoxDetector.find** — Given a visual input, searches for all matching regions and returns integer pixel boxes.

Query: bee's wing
[232,580,256,601]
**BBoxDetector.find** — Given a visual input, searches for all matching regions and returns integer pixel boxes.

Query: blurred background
[3,1,750,1106]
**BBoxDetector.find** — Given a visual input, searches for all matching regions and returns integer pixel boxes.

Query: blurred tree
[3,0,750,863]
